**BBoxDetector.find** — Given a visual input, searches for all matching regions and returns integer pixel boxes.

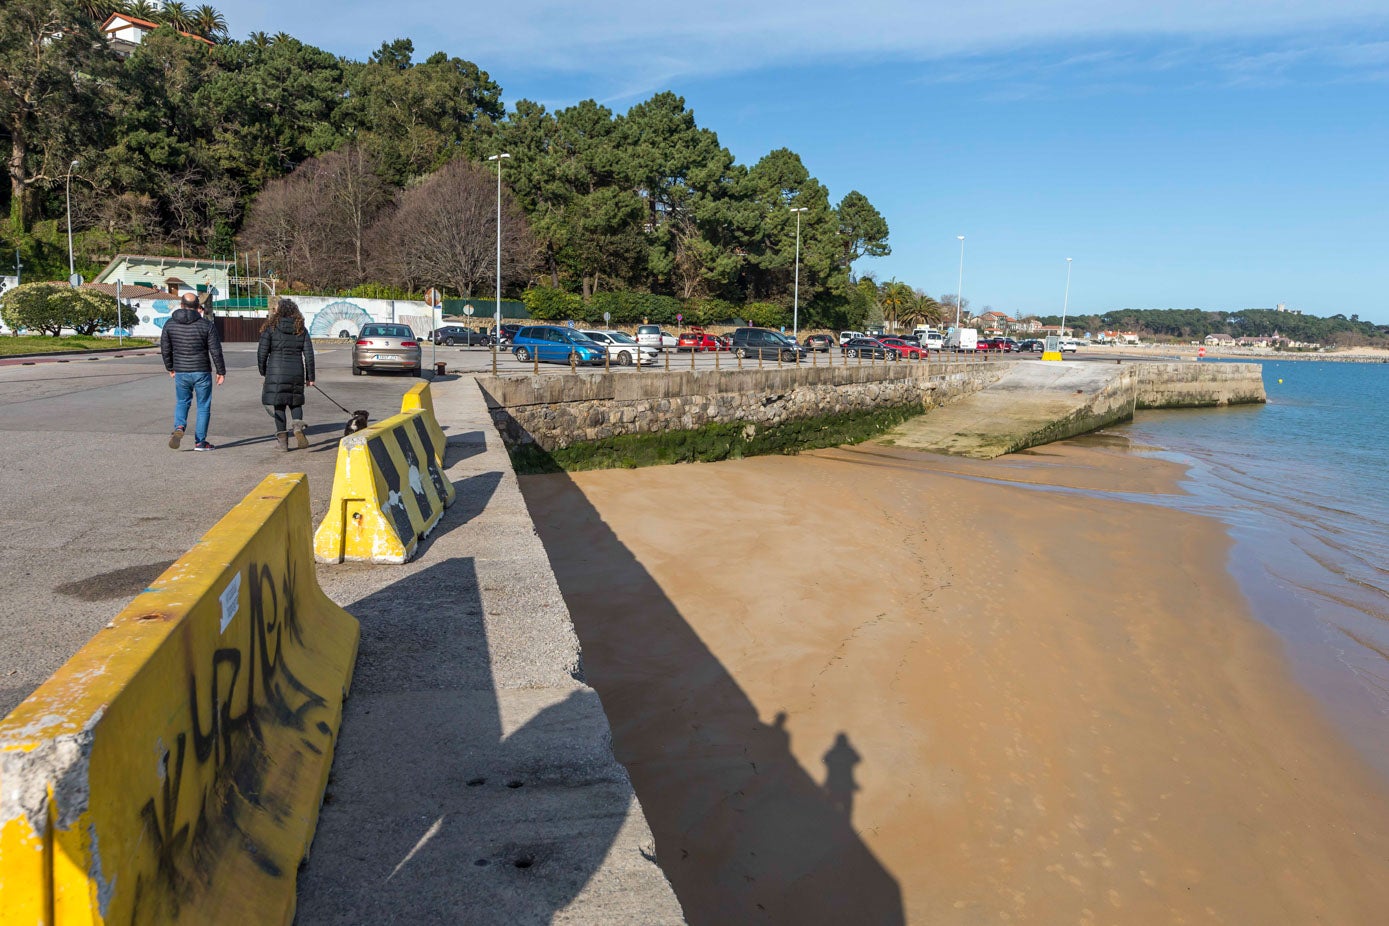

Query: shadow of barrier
[0,474,359,925]
[314,386,455,565]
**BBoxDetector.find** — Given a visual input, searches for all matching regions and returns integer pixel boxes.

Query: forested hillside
[2,1,910,329]
[1037,307,1389,347]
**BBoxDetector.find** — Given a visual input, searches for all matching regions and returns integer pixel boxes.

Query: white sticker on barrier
[219,571,242,633]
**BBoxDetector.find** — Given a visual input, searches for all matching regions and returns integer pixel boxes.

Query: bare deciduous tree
[369,157,536,297]
[238,145,390,292]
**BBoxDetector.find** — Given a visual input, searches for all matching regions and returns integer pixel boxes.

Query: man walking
[160,292,226,451]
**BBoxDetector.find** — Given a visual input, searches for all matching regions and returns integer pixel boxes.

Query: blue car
[511,326,607,365]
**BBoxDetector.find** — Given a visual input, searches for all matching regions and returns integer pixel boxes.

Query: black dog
[344,411,370,435]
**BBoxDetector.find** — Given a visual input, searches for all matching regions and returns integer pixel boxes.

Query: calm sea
[1115,360,1389,775]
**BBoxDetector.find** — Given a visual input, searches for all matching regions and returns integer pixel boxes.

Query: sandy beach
[522,441,1389,925]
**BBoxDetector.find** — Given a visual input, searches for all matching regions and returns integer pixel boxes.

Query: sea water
[1118,360,1389,775]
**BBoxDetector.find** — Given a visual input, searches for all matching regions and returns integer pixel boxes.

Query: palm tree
[880,280,913,333]
[248,30,271,48]
[161,1,193,32]
[190,5,228,41]
[122,0,161,21]
[76,1,121,20]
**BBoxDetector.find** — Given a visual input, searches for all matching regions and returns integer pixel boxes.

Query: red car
[978,338,1010,352]
[677,329,722,351]
[878,337,928,359]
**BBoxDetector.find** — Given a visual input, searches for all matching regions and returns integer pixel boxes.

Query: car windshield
[362,325,412,338]
[607,332,637,344]
[564,331,598,345]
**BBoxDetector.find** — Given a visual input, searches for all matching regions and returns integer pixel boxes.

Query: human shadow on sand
[522,473,904,926]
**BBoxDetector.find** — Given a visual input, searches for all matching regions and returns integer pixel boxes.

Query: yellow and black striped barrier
[0,474,359,925]
[401,382,447,469]
[313,391,455,564]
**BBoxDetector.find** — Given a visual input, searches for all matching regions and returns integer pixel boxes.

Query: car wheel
[444,337,455,346]
[415,366,424,377]
[736,348,748,359]
[515,347,530,362]
[617,351,632,366]
[847,349,857,358]
[352,362,362,376]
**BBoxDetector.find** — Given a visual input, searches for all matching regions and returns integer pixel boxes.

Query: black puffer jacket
[257,317,315,407]
[160,308,226,374]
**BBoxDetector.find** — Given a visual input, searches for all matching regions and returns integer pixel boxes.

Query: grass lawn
[0,335,155,357]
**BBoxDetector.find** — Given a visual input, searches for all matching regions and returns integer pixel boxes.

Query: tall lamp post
[1060,257,1073,340]
[954,234,965,328]
[790,207,808,342]
[66,160,80,283]
[487,152,510,374]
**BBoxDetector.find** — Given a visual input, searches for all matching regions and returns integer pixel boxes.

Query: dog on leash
[345,410,371,435]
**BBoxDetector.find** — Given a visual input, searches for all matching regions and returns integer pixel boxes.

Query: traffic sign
[567,319,576,329]
[68,273,83,288]
[463,303,475,316]
[602,311,611,323]
[424,287,442,308]
[676,313,683,322]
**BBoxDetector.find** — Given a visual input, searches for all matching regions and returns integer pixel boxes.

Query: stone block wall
[476,362,1005,452]
[1134,362,1267,409]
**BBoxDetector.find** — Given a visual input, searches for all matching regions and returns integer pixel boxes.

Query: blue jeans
[173,372,213,443]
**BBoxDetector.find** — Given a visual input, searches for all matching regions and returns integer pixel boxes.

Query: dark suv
[729,327,807,362]
[431,325,492,346]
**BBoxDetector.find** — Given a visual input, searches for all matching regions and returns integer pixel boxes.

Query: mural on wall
[307,301,375,340]
[397,314,434,338]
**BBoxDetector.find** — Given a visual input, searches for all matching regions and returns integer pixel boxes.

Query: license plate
[373,354,382,360]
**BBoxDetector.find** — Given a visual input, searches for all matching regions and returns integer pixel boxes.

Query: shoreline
[522,439,1389,924]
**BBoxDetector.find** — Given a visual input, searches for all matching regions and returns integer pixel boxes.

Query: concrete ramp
[882,360,1140,458]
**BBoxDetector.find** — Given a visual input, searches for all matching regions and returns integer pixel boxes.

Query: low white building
[100,12,213,56]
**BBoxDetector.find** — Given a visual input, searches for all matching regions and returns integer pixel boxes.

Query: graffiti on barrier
[131,557,332,919]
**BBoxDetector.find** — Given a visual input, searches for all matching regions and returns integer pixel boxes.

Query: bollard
[715,347,720,371]
[435,361,447,376]
[737,350,743,370]
[570,350,577,373]
[758,350,763,370]
[491,345,498,375]
[605,349,610,372]
[533,350,539,375]
[812,348,817,367]
[690,348,695,370]
[777,349,782,369]
[665,349,670,372]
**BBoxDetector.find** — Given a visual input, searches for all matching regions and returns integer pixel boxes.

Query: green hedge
[0,283,124,336]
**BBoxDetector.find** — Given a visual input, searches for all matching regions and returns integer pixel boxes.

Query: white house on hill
[100,12,213,56]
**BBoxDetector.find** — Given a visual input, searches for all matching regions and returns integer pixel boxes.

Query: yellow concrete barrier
[0,474,358,926]
[400,382,446,469]
[313,409,456,564]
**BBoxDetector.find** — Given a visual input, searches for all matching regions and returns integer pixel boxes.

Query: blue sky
[216,1,1389,323]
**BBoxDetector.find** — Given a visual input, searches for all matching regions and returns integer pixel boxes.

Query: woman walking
[257,298,315,450]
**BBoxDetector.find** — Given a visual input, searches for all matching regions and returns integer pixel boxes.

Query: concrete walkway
[296,375,684,924]
[881,360,1140,458]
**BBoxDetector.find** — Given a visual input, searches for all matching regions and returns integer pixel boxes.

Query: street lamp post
[1060,257,1073,340]
[954,234,965,328]
[66,160,80,283]
[790,207,808,342]
[487,153,510,374]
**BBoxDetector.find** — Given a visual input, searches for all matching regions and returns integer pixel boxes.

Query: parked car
[677,329,723,352]
[353,323,423,376]
[489,323,523,346]
[729,327,807,362]
[636,324,680,350]
[581,329,661,366]
[839,330,865,346]
[511,326,607,365]
[1016,338,1045,352]
[430,325,492,347]
[804,333,835,352]
[1060,337,1080,353]
[978,338,1010,352]
[841,337,900,361]
[878,337,927,359]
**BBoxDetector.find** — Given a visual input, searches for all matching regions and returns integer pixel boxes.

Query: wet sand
[522,441,1389,925]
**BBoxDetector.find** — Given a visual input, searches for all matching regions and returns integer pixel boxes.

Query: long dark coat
[257,317,315,407]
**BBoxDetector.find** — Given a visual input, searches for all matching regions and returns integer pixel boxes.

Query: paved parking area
[0,343,426,716]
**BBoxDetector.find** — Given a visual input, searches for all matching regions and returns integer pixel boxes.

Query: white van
[913,326,943,350]
[946,327,978,351]
[839,330,865,346]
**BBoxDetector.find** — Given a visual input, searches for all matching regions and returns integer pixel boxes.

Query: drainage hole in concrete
[514,856,534,869]
[474,859,489,867]
[506,780,524,789]
[466,777,486,786]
